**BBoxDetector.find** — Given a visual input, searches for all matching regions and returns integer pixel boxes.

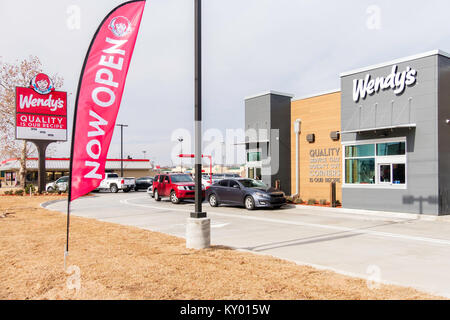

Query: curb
[293,204,450,222]
[40,199,66,209]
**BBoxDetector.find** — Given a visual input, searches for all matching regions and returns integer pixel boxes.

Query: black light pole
[191,0,206,219]
[116,124,128,177]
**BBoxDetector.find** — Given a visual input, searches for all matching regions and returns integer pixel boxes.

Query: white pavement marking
[211,223,230,229]
[120,197,450,247]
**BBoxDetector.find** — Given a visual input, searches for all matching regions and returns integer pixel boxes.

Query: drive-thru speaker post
[187,0,211,250]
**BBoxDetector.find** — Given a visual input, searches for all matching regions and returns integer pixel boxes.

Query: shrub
[336,200,342,206]
[25,184,36,194]
[4,191,12,195]
[286,196,294,203]
[307,199,316,205]
[319,199,327,205]
[14,189,24,196]
[294,198,303,204]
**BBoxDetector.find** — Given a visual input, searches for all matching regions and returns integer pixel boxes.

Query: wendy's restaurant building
[245,50,450,215]
[340,50,450,215]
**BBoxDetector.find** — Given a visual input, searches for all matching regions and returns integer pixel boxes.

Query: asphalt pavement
[45,192,450,298]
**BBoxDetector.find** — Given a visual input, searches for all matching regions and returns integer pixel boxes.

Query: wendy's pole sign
[15,73,68,193]
[16,74,67,141]
[66,0,146,262]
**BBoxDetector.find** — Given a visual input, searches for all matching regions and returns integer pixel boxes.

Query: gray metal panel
[341,54,440,215]
[245,94,272,189]
[245,94,271,134]
[270,94,291,195]
[438,56,450,215]
[244,93,291,195]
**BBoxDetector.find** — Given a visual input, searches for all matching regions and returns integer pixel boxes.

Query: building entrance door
[247,167,262,180]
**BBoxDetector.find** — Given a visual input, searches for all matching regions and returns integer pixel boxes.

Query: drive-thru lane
[46,192,450,297]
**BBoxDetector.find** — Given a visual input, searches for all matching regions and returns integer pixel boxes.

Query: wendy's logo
[30,73,54,95]
[109,16,132,37]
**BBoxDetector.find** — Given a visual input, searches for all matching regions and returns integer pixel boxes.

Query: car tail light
[121,179,124,184]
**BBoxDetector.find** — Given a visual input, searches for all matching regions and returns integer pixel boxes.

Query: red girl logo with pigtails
[109,16,132,37]
[30,73,54,95]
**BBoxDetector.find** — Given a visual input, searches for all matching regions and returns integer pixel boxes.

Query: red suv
[153,173,205,204]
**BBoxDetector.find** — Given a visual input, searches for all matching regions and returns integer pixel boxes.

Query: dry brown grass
[0,196,441,300]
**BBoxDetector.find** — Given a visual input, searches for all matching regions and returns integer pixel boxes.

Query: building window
[344,139,406,188]
[379,164,391,183]
[377,163,405,185]
[247,152,261,162]
[377,142,405,156]
[345,158,375,184]
[345,144,375,157]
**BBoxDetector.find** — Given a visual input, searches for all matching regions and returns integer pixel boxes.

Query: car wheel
[110,184,119,193]
[209,194,219,207]
[47,186,54,192]
[123,187,130,193]
[245,196,255,210]
[170,191,181,204]
[154,189,161,201]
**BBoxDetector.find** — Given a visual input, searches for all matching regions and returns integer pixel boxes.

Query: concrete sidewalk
[293,204,450,222]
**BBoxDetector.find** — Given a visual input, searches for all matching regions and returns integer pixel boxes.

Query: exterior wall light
[306,134,315,143]
[330,131,340,141]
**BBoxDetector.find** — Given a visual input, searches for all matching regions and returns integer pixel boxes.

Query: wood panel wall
[290,91,342,203]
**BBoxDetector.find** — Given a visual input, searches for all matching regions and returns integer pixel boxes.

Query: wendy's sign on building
[352,65,417,103]
[15,73,68,141]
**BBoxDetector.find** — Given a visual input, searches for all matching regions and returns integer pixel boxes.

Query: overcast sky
[2,0,450,165]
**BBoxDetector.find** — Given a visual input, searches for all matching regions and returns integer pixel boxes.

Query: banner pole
[65,0,146,269]
[64,198,70,270]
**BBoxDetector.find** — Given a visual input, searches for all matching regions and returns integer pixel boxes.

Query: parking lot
[46,191,450,297]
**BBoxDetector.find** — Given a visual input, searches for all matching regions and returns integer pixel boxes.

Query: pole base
[186,217,210,249]
[190,211,207,219]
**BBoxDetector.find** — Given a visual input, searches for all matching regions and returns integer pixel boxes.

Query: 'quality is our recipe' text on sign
[15,84,68,141]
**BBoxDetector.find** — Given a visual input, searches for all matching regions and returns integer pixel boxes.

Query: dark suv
[206,178,286,210]
[152,173,205,204]
[135,176,154,191]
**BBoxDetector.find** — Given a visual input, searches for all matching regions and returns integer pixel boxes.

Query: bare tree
[0,56,64,187]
